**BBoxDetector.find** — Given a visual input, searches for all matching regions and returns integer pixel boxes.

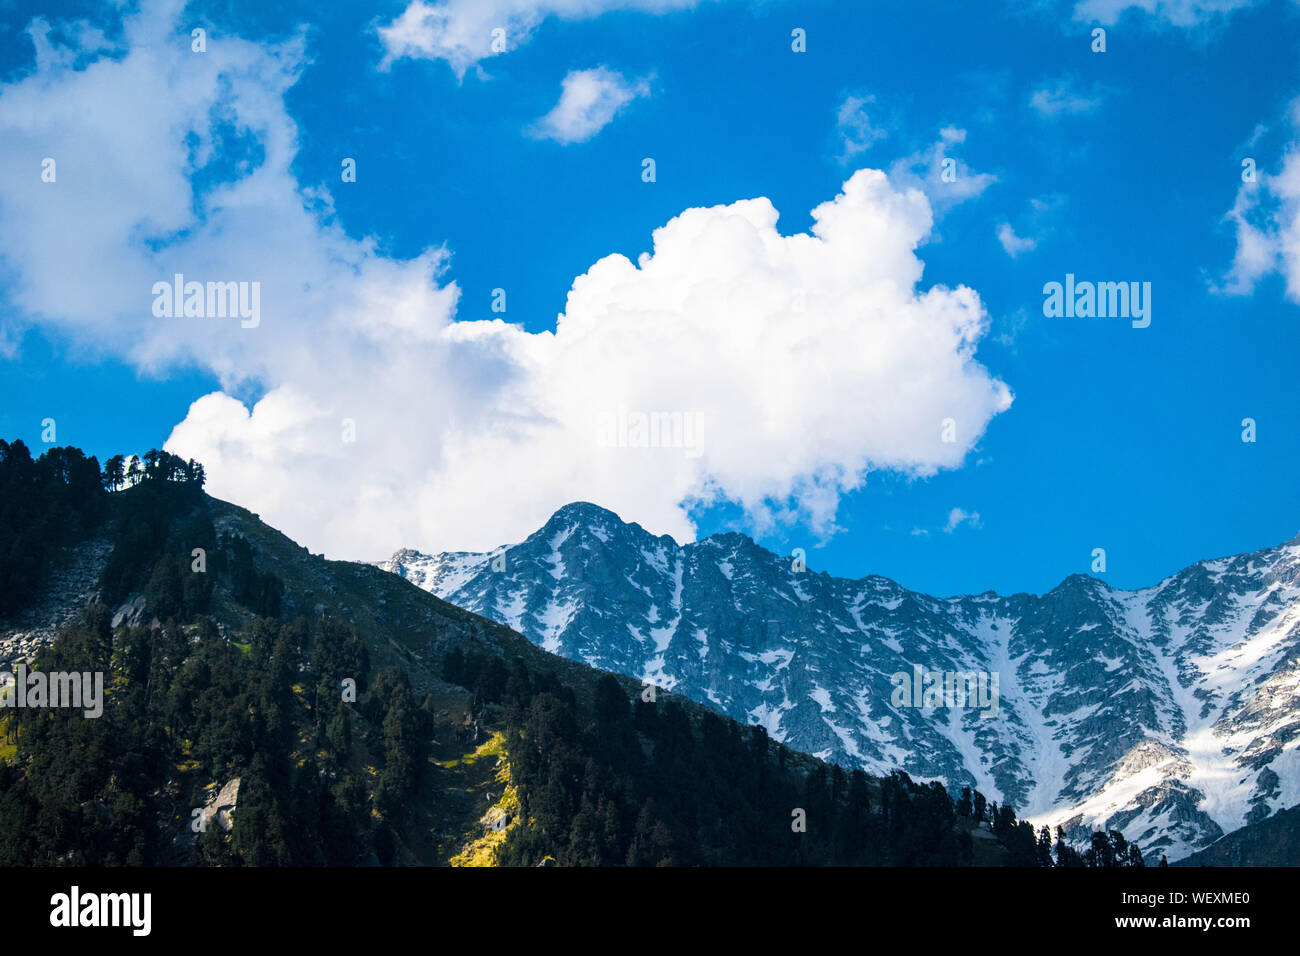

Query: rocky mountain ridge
[382,503,1300,860]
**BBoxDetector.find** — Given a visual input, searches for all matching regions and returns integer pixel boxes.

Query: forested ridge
[0,440,1143,866]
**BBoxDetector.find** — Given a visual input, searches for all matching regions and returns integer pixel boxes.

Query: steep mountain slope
[381,502,1300,861]
[1174,802,1300,866]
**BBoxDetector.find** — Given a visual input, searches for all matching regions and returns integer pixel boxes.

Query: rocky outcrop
[0,536,113,671]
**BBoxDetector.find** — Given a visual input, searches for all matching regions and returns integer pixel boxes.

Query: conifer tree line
[0,440,206,620]
[0,439,108,617]
[448,644,1146,867]
[954,786,1144,867]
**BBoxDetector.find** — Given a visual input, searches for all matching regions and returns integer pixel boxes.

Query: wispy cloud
[1071,0,1256,28]
[835,93,889,163]
[912,507,983,537]
[996,222,1037,258]
[995,307,1031,349]
[377,0,707,77]
[527,67,651,144]
[1029,78,1102,117]
[1216,96,1300,300]
[888,126,997,213]
[943,507,982,533]
[997,194,1064,260]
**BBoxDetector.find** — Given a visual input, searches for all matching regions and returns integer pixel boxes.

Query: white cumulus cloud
[0,0,1013,562]
[169,168,1014,556]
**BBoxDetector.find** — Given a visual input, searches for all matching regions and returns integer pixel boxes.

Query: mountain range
[380,502,1300,861]
[0,443,985,867]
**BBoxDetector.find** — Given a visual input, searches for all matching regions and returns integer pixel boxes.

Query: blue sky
[2,0,1299,597]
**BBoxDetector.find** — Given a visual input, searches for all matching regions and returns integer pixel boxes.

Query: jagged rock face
[0,537,113,672]
[201,777,241,833]
[165,776,241,864]
[380,502,1300,861]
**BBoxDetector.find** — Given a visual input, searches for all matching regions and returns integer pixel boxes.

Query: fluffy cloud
[171,169,1013,556]
[1,1,1012,561]
[527,67,651,143]
[377,0,707,77]
[1218,97,1300,301]
[0,1,460,391]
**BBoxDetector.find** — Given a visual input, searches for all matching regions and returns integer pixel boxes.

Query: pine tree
[1055,825,1085,867]
[1036,824,1055,867]
[102,455,125,491]
[956,786,972,819]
